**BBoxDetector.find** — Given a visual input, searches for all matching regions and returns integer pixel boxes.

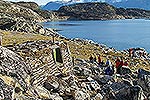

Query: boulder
[115,85,146,100]
[0,46,29,91]
[43,82,55,91]
[94,75,114,85]
[138,75,150,97]
[120,66,132,75]
[0,78,13,100]
[138,68,150,78]
[75,90,90,100]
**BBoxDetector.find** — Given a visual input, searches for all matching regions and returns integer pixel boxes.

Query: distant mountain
[105,0,121,4]
[41,0,150,11]
[57,2,150,20]
[42,1,65,11]
[41,0,104,11]
[112,0,150,10]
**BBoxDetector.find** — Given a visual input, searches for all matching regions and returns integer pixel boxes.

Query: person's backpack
[105,66,113,76]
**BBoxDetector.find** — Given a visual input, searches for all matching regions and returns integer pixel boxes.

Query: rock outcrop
[0,38,149,99]
[13,1,39,10]
[0,0,44,33]
[57,2,150,20]
[0,40,74,99]
[13,1,65,21]
[0,0,63,34]
[0,0,44,22]
[0,46,30,99]
[0,17,60,35]
[34,10,67,21]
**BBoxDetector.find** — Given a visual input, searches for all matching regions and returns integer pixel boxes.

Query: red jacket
[123,61,128,66]
[98,56,101,63]
[115,59,120,68]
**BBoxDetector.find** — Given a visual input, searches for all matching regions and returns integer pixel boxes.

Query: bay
[43,19,150,52]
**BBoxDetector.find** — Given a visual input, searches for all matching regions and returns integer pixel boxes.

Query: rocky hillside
[0,0,62,34]
[57,2,150,20]
[13,1,39,10]
[0,0,44,22]
[13,1,64,21]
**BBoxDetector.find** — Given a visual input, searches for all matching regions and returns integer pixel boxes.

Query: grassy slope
[1,29,150,71]
[0,30,51,46]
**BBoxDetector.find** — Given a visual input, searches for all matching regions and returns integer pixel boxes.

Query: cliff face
[57,2,150,20]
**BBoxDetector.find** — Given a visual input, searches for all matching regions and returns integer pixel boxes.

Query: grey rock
[94,75,114,85]
[138,75,150,97]
[120,66,132,75]
[0,78,13,100]
[115,85,146,100]
[0,46,29,91]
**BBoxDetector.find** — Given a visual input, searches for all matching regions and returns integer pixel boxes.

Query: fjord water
[43,19,150,52]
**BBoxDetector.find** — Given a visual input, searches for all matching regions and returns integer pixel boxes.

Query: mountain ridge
[57,2,150,20]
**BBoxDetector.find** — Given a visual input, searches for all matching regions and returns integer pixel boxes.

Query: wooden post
[52,35,55,44]
[0,36,2,46]
[72,57,74,67]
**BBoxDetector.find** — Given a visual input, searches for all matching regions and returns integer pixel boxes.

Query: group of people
[129,48,147,59]
[89,54,104,66]
[89,55,129,75]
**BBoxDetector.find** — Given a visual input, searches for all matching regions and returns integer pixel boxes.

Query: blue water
[43,19,150,52]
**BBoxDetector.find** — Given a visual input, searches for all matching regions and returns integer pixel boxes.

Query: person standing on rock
[106,57,112,67]
[115,57,120,68]
[93,55,97,63]
[129,48,133,57]
[117,58,123,74]
[89,55,94,63]
[105,64,115,76]
[105,57,114,76]
[98,54,102,65]
[132,48,136,58]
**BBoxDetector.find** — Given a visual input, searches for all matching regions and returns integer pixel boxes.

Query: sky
[6,0,121,6]
[6,0,57,5]
[6,0,105,5]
